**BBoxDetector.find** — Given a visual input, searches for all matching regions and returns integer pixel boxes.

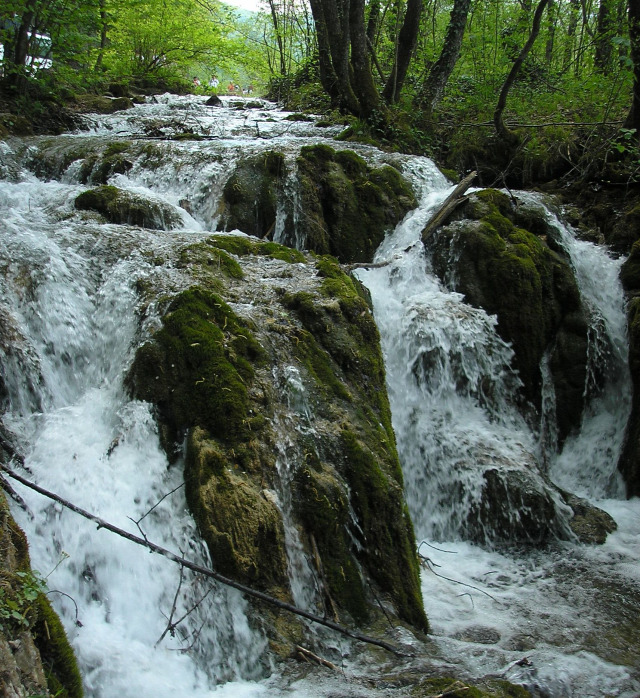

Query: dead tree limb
[421,171,477,243]
[0,462,413,657]
[295,645,340,671]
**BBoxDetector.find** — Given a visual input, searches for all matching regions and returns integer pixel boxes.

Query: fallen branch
[421,171,477,243]
[1,462,412,657]
[295,645,340,671]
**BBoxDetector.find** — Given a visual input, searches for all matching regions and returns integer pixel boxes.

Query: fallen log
[421,171,477,243]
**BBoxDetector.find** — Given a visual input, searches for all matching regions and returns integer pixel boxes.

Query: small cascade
[356,166,561,544]
[0,128,270,694]
[357,177,640,696]
[516,194,631,498]
[271,365,318,612]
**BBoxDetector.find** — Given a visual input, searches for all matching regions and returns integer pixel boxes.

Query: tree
[624,0,640,138]
[382,0,423,104]
[494,0,550,144]
[417,0,472,111]
[308,0,378,115]
[104,0,227,80]
[1,0,100,91]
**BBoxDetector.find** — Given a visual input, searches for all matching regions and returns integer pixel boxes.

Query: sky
[223,0,261,11]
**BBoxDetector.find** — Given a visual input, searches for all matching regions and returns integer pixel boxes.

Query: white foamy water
[356,171,640,696]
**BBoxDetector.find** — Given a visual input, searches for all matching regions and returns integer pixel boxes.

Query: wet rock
[218,151,287,238]
[463,450,570,545]
[75,185,181,230]
[295,144,416,263]
[426,189,590,444]
[0,493,83,698]
[127,239,428,634]
[562,493,617,544]
[75,95,134,114]
[618,250,640,496]
[205,94,223,107]
[452,625,501,645]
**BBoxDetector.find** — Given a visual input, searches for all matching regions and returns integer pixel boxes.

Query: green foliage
[0,569,46,632]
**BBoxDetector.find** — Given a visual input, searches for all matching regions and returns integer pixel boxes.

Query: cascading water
[356,167,640,695]
[0,94,638,697]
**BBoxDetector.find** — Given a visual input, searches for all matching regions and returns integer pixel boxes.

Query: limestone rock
[426,189,590,445]
[294,145,416,263]
[75,185,181,230]
[127,237,428,635]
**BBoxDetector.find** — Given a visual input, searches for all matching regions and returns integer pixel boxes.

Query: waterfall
[1,94,639,697]
[355,174,640,696]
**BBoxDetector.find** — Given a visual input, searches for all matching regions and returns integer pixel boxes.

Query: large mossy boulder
[75,185,181,230]
[295,145,416,263]
[127,238,428,635]
[218,151,288,238]
[426,190,589,444]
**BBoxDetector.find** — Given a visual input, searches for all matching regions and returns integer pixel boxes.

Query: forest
[1,0,639,188]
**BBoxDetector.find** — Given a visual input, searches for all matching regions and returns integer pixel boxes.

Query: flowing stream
[0,94,639,697]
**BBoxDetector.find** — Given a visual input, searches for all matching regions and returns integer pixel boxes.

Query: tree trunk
[418,0,471,111]
[267,0,287,75]
[94,0,109,72]
[494,0,550,145]
[349,0,383,117]
[309,0,384,118]
[381,0,423,104]
[624,0,640,138]
[595,0,615,73]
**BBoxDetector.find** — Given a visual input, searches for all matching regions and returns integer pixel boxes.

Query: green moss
[294,465,369,622]
[0,494,82,697]
[185,428,288,589]
[411,677,531,698]
[282,258,395,443]
[341,430,428,632]
[207,235,306,263]
[219,152,287,237]
[179,243,244,279]
[621,240,640,294]
[74,185,180,230]
[127,287,266,448]
[296,146,416,263]
[34,595,83,698]
[429,191,587,429]
[300,143,335,163]
[104,141,132,157]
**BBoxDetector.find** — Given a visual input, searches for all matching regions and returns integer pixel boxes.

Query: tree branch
[0,462,412,657]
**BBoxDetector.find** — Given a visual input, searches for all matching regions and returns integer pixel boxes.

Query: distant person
[227,82,235,92]
[209,75,219,89]
[192,76,201,87]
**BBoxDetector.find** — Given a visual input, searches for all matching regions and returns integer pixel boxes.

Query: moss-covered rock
[218,151,288,238]
[426,190,589,444]
[186,428,288,589]
[295,145,416,263]
[75,95,134,114]
[127,287,265,450]
[75,185,181,230]
[128,249,427,634]
[87,142,133,184]
[0,492,83,698]
[617,292,640,497]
